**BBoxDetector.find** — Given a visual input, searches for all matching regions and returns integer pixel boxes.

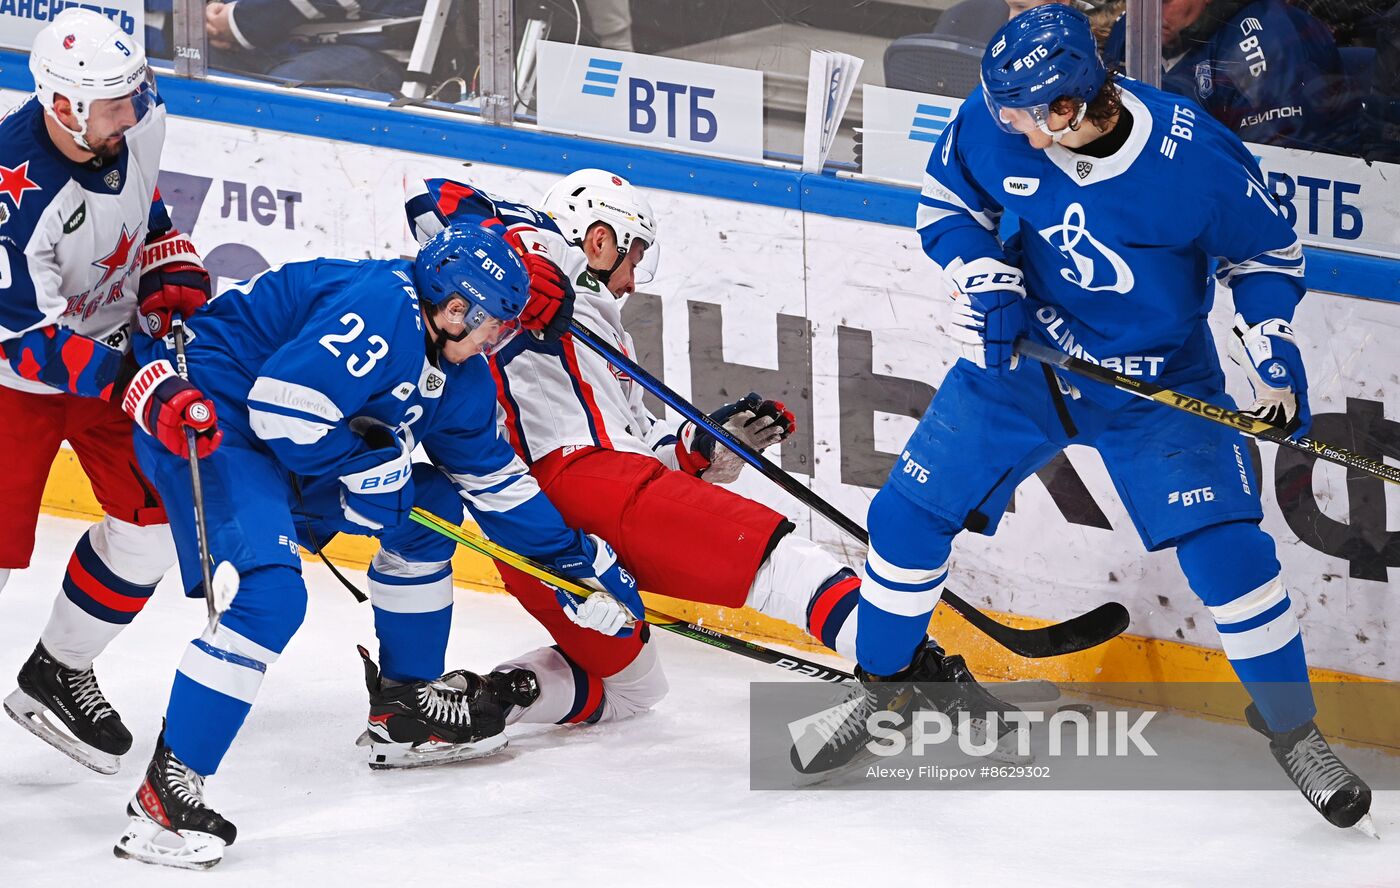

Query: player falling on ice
[113,224,640,870]
[0,10,219,775]
[802,5,1372,833]
[382,171,1020,740]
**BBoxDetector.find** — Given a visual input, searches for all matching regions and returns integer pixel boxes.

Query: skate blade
[3,688,120,775]
[114,817,225,870]
[366,732,509,770]
[1352,813,1380,839]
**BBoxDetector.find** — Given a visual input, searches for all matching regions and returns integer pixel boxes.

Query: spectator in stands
[1361,0,1400,159]
[1100,0,1357,152]
[585,0,634,51]
[203,0,416,92]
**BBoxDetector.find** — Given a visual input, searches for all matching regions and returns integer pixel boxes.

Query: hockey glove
[517,252,576,343]
[138,231,210,340]
[121,360,222,458]
[1228,313,1311,438]
[338,417,415,530]
[552,534,644,637]
[944,256,1028,373]
[675,392,797,484]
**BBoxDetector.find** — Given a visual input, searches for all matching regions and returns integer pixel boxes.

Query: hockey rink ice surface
[1,515,1395,886]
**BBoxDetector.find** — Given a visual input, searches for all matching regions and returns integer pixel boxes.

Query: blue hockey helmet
[981,5,1106,139]
[414,224,529,355]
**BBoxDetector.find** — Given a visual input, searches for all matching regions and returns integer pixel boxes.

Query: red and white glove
[675,393,797,484]
[121,360,222,458]
[517,252,576,342]
[138,231,210,339]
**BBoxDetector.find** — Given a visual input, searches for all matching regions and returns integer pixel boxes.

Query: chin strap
[589,247,628,285]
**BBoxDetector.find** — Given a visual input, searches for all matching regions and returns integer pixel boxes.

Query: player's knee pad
[89,515,177,587]
[1175,521,1282,609]
[217,564,309,657]
[600,638,668,721]
[1176,522,1298,662]
[866,483,959,570]
[746,532,860,658]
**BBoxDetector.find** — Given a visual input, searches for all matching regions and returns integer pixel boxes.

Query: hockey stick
[408,506,853,682]
[171,319,240,633]
[566,321,1129,658]
[1015,338,1400,486]
[409,507,1063,701]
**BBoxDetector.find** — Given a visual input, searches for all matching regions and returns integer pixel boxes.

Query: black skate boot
[356,646,533,769]
[910,641,1030,765]
[789,639,1026,779]
[1245,704,1376,834]
[4,642,132,774]
[113,728,237,870]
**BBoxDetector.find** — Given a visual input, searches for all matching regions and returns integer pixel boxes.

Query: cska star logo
[92,223,141,287]
[0,162,41,208]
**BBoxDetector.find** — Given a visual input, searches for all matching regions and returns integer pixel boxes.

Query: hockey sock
[165,565,307,776]
[856,484,958,676]
[368,550,455,683]
[495,642,667,726]
[744,533,860,659]
[41,519,173,670]
[496,646,607,726]
[1176,521,1315,732]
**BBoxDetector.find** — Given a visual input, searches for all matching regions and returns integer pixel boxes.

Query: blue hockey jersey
[918,77,1305,402]
[132,256,580,559]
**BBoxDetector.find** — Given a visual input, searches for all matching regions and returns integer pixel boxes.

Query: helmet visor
[982,88,1058,136]
[631,239,659,286]
[438,298,522,356]
[130,68,158,123]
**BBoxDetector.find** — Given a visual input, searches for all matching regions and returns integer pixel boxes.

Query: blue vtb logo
[583,58,622,97]
[909,103,953,144]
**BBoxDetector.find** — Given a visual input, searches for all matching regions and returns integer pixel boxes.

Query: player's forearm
[1228,270,1306,327]
[0,325,125,399]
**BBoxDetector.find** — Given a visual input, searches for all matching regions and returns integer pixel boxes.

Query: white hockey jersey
[405,178,687,470]
[0,95,167,395]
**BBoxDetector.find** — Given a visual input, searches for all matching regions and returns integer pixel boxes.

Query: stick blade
[210,562,240,615]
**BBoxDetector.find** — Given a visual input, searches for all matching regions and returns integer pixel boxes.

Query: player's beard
[87,133,125,161]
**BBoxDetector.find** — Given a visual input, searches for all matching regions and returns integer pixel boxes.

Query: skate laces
[66,667,116,721]
[1285,730,1352,806]
[418,681,473,728]
[163,753,210,811]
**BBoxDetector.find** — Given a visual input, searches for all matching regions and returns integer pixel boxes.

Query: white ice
[1,515,1394,886]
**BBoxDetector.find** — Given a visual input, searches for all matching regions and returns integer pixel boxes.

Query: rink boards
[4,78,1396,695]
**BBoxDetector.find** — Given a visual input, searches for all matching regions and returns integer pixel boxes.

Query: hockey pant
[860,358,1314,731]
[0,385,174,670]
[135,431,473,776]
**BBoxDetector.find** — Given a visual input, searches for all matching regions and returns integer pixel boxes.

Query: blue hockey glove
[552,534,644,637]
[338,418,414,530]
[1228,314,1311,438]
[945,256,1028,374]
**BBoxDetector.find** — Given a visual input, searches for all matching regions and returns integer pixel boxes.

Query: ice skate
[357,646,534,770]
[114,729,236,870]
[4,642,131,774]
[1246,704,1375,835]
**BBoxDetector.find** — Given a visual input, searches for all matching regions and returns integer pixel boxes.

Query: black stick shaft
[1017,338,1400,486]
[567,322,1128,658]
[172,320,216,620]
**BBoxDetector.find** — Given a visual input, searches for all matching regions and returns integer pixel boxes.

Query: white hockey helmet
[29,9,155,152]
[541,169,660,284]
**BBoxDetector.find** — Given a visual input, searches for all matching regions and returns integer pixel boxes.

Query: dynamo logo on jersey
[582,58,623,97]
[1037,202,1134,294]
